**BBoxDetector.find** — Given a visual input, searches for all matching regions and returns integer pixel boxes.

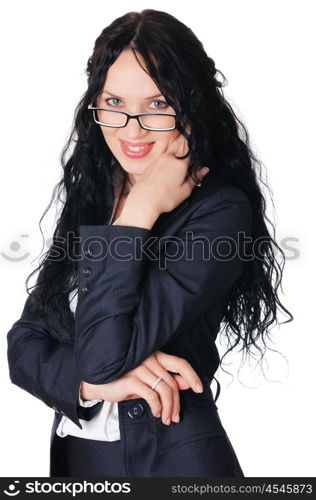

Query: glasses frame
[87,104,177,132]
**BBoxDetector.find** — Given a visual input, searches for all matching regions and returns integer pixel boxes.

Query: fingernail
[173,414,180,423]
[203,167,210,174]
[195,383,203,393]
[165,418,171,425]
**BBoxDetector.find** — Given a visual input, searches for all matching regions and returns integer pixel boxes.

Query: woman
[6,9,293,477]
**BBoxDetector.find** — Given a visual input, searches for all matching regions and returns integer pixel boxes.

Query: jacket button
[82,285,90,294]
[127,403,144,419]
[83,266,92,277]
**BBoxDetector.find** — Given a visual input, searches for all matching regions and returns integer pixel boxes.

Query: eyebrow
[102,88,164,100]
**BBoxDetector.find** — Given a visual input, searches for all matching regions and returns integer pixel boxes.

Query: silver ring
[151,376,163,390]
[195,181,202,187]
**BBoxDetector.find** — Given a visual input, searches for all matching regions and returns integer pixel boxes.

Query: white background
[0,0,315,477]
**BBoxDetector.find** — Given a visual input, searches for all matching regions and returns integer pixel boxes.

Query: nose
[124,115,149,139]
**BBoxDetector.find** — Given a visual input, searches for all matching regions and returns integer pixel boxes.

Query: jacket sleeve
[6,294,102,429]
[74,186,252,385]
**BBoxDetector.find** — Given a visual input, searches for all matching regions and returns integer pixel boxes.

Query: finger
[155,352,204,393]
[133,365,174,425]
[169,376,181,423]
[143,356,180,423]
[155,380,174,425]
[172,374,191,390]
[167,133,189,157]
[126,376,162,417]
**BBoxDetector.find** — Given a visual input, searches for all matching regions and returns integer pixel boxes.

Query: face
[95,49,180,184]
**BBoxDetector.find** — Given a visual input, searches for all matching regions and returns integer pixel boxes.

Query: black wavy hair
[25,8,293,374]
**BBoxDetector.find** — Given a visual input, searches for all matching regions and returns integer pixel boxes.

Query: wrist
[117,199,159,230]
[80,381,102,401]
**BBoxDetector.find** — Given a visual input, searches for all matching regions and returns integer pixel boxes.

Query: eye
[105,97,122,106]
[150,99,168,110]
[103,97,168,110]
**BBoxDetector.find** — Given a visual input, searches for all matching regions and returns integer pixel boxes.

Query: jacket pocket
[156,403,226,456]
[182,390,219,411]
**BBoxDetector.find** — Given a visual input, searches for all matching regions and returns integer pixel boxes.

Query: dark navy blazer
[6,173,252,476]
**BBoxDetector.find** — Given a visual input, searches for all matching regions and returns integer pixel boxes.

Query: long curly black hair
[25,9,293,372]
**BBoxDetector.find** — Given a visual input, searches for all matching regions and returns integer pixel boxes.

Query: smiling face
[95,48,180,184]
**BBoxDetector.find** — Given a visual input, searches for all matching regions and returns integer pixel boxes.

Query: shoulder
[188,172,252,217]
[152,173,252,237]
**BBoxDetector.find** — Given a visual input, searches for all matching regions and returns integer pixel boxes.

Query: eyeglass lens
[96,109,175,130]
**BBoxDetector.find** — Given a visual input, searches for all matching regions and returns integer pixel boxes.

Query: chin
[121,163,147,175]
[115,150,152,171]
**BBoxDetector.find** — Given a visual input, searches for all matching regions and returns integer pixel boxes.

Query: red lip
[119,139,155,159]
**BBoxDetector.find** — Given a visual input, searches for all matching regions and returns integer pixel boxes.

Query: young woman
[6,9,293,477]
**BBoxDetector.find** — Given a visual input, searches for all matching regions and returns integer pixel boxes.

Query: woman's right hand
[120,132,209,221]
[80,350,204,425]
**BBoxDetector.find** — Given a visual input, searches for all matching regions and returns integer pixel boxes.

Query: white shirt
[56,178,126,441]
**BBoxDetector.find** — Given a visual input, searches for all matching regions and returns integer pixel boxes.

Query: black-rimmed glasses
[88,104,177,131]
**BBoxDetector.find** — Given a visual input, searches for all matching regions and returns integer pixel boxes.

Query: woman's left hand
[81,349,204,425]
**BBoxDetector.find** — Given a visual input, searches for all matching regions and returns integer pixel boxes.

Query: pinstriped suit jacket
[6,173,252,476]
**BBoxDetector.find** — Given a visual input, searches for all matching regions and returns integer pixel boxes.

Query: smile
[119,139,155,158]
